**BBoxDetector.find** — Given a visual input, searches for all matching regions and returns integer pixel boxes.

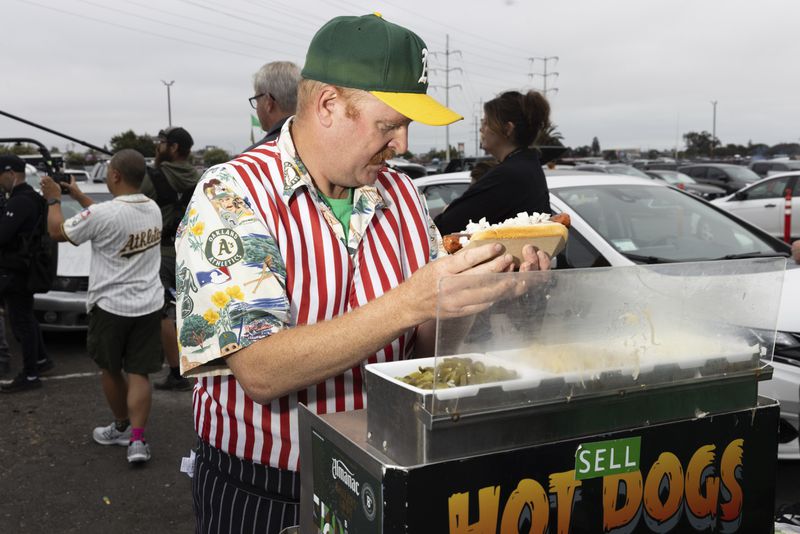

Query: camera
[52,171,70,184]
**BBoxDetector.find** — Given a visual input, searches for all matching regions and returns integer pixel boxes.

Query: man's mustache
[369,148,396,165]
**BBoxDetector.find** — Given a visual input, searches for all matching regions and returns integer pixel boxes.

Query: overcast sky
[4,0,800,158]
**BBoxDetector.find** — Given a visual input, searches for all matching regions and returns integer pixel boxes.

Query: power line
[16,0,268,60]
[174,0,314,48]
[361,0,536,58]
[124,0,306,50]
[74,0,281,54]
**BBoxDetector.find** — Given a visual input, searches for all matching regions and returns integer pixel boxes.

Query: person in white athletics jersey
[40,149,164,464]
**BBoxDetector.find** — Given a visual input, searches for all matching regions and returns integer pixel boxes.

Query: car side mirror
[733,191,747,201]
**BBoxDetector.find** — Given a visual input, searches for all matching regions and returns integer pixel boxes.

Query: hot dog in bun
[442,212,570,262]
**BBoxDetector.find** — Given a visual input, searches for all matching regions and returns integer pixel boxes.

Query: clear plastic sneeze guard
[407,257,784,419]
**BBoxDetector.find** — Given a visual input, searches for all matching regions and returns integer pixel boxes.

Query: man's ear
[504,121,515,139]
[315,85,340,128]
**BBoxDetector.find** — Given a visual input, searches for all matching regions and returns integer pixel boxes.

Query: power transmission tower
[429,34,462,161]
[528,56,559,96]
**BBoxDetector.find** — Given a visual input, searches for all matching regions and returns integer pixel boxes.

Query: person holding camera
[140,127,199,392]
[0,154,53,393]
[41,149,163,463]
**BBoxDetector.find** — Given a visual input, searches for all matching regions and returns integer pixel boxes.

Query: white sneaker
[92,422,131,446]
[127,440,151,463]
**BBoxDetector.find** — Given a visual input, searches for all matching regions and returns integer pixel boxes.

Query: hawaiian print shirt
[175,119,444,378]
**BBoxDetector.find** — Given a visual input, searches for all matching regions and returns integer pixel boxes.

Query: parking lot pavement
[0,332,195,533]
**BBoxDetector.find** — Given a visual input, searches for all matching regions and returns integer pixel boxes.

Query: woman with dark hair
[434,90,552,235]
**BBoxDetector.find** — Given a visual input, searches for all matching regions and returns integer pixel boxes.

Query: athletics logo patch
[204,228,244,268]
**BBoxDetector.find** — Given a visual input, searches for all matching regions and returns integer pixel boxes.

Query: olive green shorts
[87,306,163,375]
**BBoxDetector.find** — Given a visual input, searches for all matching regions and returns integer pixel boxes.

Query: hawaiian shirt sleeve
[175,164,291,378]
[62,204,102,246]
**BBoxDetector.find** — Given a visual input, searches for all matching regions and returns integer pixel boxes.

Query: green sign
[574,436,641,480]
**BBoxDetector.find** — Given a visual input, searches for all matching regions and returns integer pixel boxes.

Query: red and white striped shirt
[175,120,443,470]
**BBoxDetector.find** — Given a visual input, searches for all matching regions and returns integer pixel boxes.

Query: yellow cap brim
[371,91,463,126]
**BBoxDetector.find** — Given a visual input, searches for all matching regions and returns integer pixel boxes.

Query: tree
[602,149,619,161]
[591,136,600,156]
[535,123,564,147]
[203,147,231,167]
[768,143,800,157]
[569,145,592,157]
[421,146,460,162]
[683,131,719,157]
[109,130,156,157]
[179,314,215,351]
[0,143,37,156]
[65,151,87,167]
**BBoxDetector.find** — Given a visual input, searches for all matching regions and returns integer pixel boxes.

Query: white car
[33,183,113,331]
[712,171,799,241]
[418,169,800,460]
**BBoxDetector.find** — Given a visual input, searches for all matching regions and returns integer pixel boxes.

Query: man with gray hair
[244,60,300,151]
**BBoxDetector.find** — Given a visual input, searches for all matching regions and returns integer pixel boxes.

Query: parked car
[33,183,113,331]
[24,163,41,188]
[574,163,652,180]
[749,159,800,178]
[418,169,800,459]
[63,168,89,182]
[443,156,496,173]
[89,160,109,182]
[24,165,89,186]
[712,171,799,241]
[645,169,726,200]
[643,161,679,171]
[678,163,760,194]
[386,158,427,179]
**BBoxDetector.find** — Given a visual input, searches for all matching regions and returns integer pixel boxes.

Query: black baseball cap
[0,154,26,173]
[157,126,194,151]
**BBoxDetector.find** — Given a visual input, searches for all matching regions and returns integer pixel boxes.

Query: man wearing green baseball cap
[177,14,551,533]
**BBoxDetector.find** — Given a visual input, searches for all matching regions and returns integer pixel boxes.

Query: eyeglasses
[249,93,273,109]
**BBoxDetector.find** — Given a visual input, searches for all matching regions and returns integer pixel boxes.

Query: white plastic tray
[366,354,553,400]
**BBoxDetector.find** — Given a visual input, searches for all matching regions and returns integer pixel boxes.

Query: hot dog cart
[298,258,786,533]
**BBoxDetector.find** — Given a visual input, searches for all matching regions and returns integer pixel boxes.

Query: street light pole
[710,100,717,157]
[161,80,175,126]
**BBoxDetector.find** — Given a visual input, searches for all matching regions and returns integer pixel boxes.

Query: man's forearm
[226,283,419,403]
[46,205,66,241]
[222,243,533,403]
[72,190,94,208]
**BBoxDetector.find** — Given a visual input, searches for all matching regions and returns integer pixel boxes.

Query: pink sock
[131,428,145,442]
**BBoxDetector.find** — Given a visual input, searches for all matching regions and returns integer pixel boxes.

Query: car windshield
[552,183,783,263]
[61,192,113,219]
[658,171,696,185]
[607,165,651,179]
[725,166,760,182]
[421,182,470,219]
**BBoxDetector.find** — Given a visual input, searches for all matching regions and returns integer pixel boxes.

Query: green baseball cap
[301,13,462,126]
